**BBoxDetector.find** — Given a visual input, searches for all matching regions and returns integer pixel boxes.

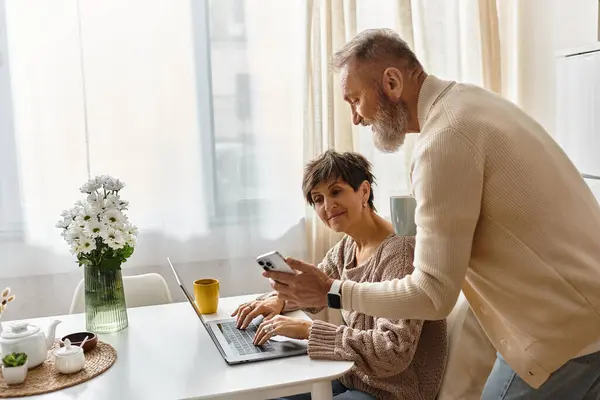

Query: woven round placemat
[0,340,117,398]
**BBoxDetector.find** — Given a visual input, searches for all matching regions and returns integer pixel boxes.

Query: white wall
[515,0,599,136]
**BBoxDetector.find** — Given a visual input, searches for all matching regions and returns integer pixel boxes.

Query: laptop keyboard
[220,321,274,355]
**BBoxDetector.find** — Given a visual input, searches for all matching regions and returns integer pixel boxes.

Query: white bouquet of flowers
[56,175,138,271]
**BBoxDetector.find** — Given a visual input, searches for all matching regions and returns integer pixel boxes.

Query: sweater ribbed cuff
[341,280,355,311]
[307,320,341,359]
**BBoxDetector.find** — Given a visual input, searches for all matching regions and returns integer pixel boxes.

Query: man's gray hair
[331,28,422,72]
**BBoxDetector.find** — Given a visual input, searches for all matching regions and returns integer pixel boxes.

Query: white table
[13,294,353,400]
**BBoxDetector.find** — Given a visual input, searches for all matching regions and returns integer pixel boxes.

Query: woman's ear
[360,181,371,207]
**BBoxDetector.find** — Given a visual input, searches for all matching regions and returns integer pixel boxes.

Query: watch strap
[328,279,342,296]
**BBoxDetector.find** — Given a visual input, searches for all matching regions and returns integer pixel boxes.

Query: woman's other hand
[231,296,285,329]
[253,315,312,346]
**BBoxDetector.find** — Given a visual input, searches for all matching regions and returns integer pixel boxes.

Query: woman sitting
[233,149,448,400]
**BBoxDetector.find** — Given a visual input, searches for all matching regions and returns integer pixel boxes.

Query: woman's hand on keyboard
[254,315,312,346]
[232,296,285,330]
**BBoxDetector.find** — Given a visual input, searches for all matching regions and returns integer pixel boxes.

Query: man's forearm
[341,269,461,320]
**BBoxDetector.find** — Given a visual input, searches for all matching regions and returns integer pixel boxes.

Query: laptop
[167,257,308,365]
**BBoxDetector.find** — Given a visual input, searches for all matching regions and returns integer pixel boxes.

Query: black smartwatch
[327,280,342,309]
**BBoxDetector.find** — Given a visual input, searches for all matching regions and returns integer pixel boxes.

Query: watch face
[327,293,341,309]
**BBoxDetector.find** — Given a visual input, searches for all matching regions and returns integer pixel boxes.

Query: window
[1,0,307,278]
[209,0,246,43]
[202,1,303,224]
[207,1,257,223]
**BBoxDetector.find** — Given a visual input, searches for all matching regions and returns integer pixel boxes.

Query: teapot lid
[0,322,40,340]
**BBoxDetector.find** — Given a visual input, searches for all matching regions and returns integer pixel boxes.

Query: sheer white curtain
[303,0,358,264]
[2,0,90,277]
[1,0,308,319]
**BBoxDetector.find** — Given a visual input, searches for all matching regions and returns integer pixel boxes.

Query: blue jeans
[482,351,600,399]
[275,380,376,400]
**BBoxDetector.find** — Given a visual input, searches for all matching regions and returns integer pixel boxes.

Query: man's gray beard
[371,96,410,153]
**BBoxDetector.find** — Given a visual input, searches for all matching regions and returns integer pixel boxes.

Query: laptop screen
[167,257,207,324]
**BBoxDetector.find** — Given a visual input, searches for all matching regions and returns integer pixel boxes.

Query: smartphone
[256,251,296,274]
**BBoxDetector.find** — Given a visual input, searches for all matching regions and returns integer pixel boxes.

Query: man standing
[265,29,600,399]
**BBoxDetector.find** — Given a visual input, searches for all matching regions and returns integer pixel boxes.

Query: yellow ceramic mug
[194,278,219,314]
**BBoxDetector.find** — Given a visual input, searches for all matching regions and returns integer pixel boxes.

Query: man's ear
[382,67,404,101]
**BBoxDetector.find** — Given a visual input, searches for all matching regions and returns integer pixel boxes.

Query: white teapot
[0,320,61,368]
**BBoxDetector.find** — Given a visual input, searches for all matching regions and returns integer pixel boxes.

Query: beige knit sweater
[307,234,447,400]
[341,75,600,389]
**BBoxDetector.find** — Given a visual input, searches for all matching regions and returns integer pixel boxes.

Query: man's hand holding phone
[262,257,333,309]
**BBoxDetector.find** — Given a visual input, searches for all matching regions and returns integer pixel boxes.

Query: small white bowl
[1,360,28,385]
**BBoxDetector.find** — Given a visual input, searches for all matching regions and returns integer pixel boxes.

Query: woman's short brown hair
[302,149,376,210]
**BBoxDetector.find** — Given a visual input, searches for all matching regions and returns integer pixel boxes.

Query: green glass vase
[84,264,128,333]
